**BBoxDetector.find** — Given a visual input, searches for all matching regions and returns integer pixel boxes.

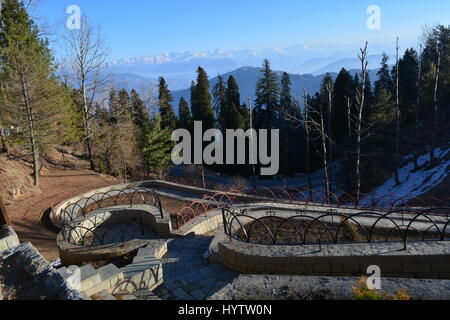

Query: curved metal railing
[222,207,450,250]
[59,187,163,246]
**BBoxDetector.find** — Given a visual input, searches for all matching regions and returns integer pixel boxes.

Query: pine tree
[144,115,173,176]
[158,77,177,130]
[108,89,119,119]
[279,72,300,177]
[117,89,132,121]
[212,75,226,120]
[218,75,244,131]
[191,67,215,130]
[374,53,393,96]
[0,0,71,185]
[255,59,280,130]
[177,97,193,130]
[226,75,241,112]
[333,68,354,145]
[130,89,152,169]
[398,49,419,122]
[130,89,150,130]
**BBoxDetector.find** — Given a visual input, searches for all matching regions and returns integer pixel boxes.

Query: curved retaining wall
[58,206,171,266]
[51,180,227,229]
[209,230,450,280]
[51,180,389,231]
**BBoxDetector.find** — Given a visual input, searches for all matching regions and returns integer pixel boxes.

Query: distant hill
[112,73,191,92]
[170,66,379,114]
[312,54,394,75]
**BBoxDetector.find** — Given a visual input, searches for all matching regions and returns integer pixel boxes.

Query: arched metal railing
[59,187,163,246]
[59,187,162,224]
[222,207,450,250]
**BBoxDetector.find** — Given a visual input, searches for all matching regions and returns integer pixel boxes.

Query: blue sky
[34,0,450,60]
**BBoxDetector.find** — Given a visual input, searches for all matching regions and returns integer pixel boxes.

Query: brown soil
[159,196,191,215]
[4,172,191,261]
[5,168,120,261]
[1,144,193,261]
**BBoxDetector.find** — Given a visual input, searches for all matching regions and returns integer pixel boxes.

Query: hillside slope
[369,146,450,200]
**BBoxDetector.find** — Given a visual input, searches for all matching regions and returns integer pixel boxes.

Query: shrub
[353,277,411,300]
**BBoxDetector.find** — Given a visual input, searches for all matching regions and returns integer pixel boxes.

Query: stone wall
[0,226,20,252]
[1,243,83,300]
[210,231,450,280]
[172,211,223,237]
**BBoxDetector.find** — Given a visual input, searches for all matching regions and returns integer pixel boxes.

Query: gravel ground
[210,275,450,300]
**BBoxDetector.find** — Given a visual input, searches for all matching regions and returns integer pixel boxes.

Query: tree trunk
[320,107,330,203]
[355,43,368,206]
[21,75,40,186]
[414,46,423,170]
[81,76,95,171]
[304,93,313,194]
[327,85,333,200]
[0,127,8,153]
[394,38,401,186]
[347,97,352,141]
[283,114,288,179]
[430,42,441,166]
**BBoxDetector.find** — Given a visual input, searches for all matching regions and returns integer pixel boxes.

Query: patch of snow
[365,147,450,203]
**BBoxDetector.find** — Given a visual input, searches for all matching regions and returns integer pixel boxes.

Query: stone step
[116,260,163,294]
[58,264,101,293]
[136,247,156,257]
[163,264,237,300]
[132,289,162,301]
[132,255,160,264]
[79,264,102,292]
[84,264,124,296]
[90,289,116,301]
[115,294,139,301]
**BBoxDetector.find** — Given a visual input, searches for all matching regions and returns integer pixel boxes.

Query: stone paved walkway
[154,235,237,300]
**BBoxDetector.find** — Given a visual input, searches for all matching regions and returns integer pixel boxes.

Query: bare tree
[302,91,313,192]
[288,91,330,199]
[325,80,334,197]
[416,44,423,141]
[94,119,141,181]
[295,94,331,202]
[354,42,369,205]
[345,96,352,140]
[62,16,110,170]
[393,37,401,186]
[414,44,423,170]
[430,40,442,165]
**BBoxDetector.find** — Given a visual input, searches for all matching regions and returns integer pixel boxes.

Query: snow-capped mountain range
[107,41,399,88]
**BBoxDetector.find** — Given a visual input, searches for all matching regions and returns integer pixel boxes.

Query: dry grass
[353,277,410,300]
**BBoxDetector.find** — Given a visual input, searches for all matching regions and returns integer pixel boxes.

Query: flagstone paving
[153,235,237,300]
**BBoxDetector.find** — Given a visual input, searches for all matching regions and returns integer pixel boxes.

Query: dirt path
[5,169,120,261]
